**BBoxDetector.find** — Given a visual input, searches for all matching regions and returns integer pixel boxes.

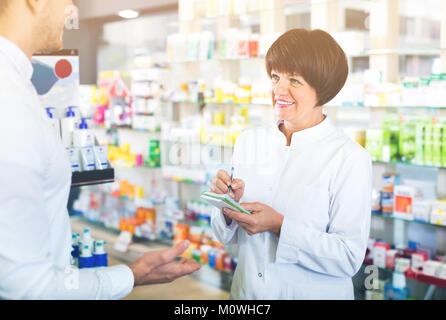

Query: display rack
[71,169,115,188]
[404,268,446,289]
[363,260,446,290]
[372,212,446,229]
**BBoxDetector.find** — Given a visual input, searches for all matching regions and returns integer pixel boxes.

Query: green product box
[365,129,383,161]
[399,117,417,163]
[146,139,161,168]
[381,114,401,162]
[414,124,425,165]
[441,119,446,167]
[424,124,433,166]
[432,124,443,167]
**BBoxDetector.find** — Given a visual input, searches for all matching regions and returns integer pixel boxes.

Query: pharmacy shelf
[73,215,172,247]
[404,268,446,288]
[71,169,115,188]
[105,127,161,135]
[373,160,446,170]
[177,219,211,229]
[363,260,446,289]
[163,175,207,186]
[171,100,446,110]
[371,212,446,229]
[71,216,233,291]
[169,56,265,64]
[169,49,441,65]
[171,100,270,107]
[112,163,161,170]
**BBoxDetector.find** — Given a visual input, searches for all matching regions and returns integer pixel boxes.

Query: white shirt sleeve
[211,207,239,245]
[275,148,372,278]
[0,161,134,300]
[210,131,251,245]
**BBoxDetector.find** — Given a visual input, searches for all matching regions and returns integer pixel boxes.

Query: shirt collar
[274,115,337,148]
[0,36,33,81]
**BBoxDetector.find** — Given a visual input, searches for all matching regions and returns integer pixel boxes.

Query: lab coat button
[258,273,262,278]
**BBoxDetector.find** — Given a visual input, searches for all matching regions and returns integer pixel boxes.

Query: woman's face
[270,70,319,122]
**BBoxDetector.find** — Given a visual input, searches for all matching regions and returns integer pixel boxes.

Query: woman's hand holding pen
[222,203,284,237]
[210,169,245,202]
[210,169,245,225]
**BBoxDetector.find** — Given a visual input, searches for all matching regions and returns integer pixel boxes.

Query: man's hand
[128,240,201,286]
[222,202,284,237]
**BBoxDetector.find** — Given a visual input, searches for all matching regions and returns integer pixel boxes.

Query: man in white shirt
[0,0,201,299]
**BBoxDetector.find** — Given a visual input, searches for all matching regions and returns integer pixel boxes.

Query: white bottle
[73,117,95,147]
[45,107,61,139]
[61,106,79,147]
[82,228,94,255]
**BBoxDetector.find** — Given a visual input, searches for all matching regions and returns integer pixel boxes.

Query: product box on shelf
[386,249,399,269]
[373,242,390,268]
[393,185,421,220]
[382,173,400,193]
[381,115,400,162]
[412,200,432,223]
[395,258,411,273]
[384,284,410,300]
[392,271,406,289]
[365,129,383,161]
[411,252,428,271]
[399,116,417,163]
[430,200,446,226]
[372,189,381,214]
[422,260,445,278]
[432,121,443,167]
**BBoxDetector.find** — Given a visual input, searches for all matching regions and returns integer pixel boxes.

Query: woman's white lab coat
[211,117,372,299]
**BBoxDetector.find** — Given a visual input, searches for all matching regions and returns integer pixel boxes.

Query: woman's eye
[271,75,279,83]
[290,78,301,86]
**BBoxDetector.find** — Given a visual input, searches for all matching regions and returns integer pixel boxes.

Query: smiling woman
[210,28,372,300]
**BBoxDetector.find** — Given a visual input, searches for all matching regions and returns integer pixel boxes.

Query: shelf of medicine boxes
[162,175,208,186]
[167,47,443,65]
[176,218,211,230]
[173,100,446,110]
[363,259,446,289]
[77,215,234,282]
[106,126,161,134]
[75,215,174,247]
[371,212,446,230]
[198,143,446,170]
[373,160,446,170]
[71,168,115,188]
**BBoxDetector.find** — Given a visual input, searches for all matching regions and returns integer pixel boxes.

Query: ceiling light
[118,10,140,19]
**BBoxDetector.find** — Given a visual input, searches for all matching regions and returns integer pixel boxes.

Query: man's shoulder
[0,56,28,99]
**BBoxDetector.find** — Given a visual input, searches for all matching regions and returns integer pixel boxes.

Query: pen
[228,166,234,194]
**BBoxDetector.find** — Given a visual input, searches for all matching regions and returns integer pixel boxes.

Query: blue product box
[384,284,411,300]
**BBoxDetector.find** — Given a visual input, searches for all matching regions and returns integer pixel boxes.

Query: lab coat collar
[0,36,33,81]
[274,115,337,148]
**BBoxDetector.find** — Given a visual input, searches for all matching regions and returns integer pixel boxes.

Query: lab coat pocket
[285,184,329,231]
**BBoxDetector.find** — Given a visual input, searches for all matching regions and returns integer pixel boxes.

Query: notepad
[200,191,252,215]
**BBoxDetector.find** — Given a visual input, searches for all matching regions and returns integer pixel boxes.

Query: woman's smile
[275,98,295,109]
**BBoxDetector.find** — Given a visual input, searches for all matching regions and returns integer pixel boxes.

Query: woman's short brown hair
[266,28,348,106]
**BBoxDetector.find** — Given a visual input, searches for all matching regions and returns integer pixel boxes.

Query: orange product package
[174,223,190,244]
